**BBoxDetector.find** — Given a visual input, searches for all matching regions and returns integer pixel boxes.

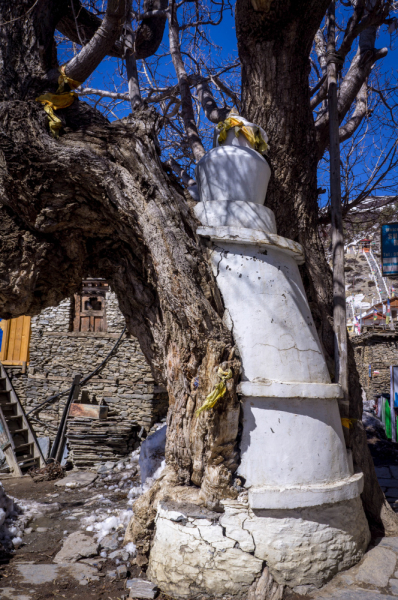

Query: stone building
[351,330,398,399]
[0,279,168,468]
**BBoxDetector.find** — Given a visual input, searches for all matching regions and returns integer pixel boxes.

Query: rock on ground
[355,546,396,587]
[53,531,99,563]
[54,471,98,488]
[126,578,158,599]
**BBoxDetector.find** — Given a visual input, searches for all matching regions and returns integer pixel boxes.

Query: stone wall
[5,290,168,463]
[351,331,398,399]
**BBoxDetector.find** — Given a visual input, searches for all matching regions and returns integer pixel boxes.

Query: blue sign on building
[0,318,2,353]
[381,223,398,276]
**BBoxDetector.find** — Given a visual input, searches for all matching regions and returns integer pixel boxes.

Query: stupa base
[148,496,370,599]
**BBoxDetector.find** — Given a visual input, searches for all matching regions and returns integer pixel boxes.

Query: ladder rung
[18,457,38,468]
[15,442,33,452]
[0,365,44,473]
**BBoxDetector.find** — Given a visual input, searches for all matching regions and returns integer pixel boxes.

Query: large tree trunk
[236,0,398,534]
[0,0,241,563]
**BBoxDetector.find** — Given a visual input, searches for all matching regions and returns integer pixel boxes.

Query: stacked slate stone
[66,417,140,469]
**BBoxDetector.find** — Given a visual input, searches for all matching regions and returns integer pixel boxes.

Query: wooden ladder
[0,362,45,476]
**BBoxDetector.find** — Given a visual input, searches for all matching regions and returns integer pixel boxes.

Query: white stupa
[148,115,370,598]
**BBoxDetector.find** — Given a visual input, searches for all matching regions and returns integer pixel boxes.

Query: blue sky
[58,6,398,206]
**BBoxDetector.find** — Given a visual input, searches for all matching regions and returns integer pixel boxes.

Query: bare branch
[77,87,130,101]
[123,26,142,111]
[211,75,240,111]
[191,75,229,123]
[56,0,125,59]
[167,5,205,161]
[338,80,368,143]
[315,30,388,157]
[134,0,168,59]
[314,28,327,75]
[64,0,128,83]
[166,157,195,186]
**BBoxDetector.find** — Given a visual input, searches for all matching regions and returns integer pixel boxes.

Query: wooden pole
[50,373,81,463]
[327,2,348,416]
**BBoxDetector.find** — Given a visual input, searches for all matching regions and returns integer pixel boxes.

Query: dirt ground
[1,419,396,600]
[0,474,154,600]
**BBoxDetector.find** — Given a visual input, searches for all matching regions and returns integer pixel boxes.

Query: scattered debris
[28,460,65,483]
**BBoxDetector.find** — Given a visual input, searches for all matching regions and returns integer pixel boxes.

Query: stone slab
[389,579,398,596]
[249,472,363,510]
[238,380,342,399]
[356,546,397,587]
[55,471,97,488]
[126,578,158,599]
[375,467,392,478]
[0,588,32,600]
[15,562,99,586]
[385,489,398,499]
[375,478,397,487]
[54,531,99,563]
[313,589,397,599]
[390,467,398,479]
[377,537,398,553]
[16,563,59,585]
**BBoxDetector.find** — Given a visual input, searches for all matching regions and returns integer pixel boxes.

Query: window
[73,279,108,332]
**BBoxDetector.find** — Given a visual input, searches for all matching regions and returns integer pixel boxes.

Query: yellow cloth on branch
[36,66,82,138]
[341,418,357,429]
[217,117,268,154]
[195,367,233,416]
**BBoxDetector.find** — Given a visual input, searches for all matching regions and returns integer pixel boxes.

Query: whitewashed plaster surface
[148,501,264,599]
[148,499,370,596]
[195,146,271,205]
[209,242,329,385]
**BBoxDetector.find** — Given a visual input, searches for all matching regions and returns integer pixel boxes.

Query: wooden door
[0,316,31,365]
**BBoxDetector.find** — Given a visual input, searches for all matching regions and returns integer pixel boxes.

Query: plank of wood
[0,320,9,361]
[69,404,108,419]
[0,405,22,476]
[12,317,24,362]
[20,317,31,364]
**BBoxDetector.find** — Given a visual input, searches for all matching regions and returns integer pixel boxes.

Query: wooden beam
[327,1,349,417]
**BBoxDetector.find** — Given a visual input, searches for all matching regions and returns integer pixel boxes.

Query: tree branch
[211,75,241,111]
[166,157,195,186]
[56,0,125,59]
[64,0,128,83]
[124,26,142,111]
[191,75,230,123]
[134,0,168,59]
[167,6,205,161]
[57,0,168,62]
[315,38,387,157]
[338,80,368,143]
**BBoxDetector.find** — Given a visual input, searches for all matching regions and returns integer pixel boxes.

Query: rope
[26,326,127,416]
